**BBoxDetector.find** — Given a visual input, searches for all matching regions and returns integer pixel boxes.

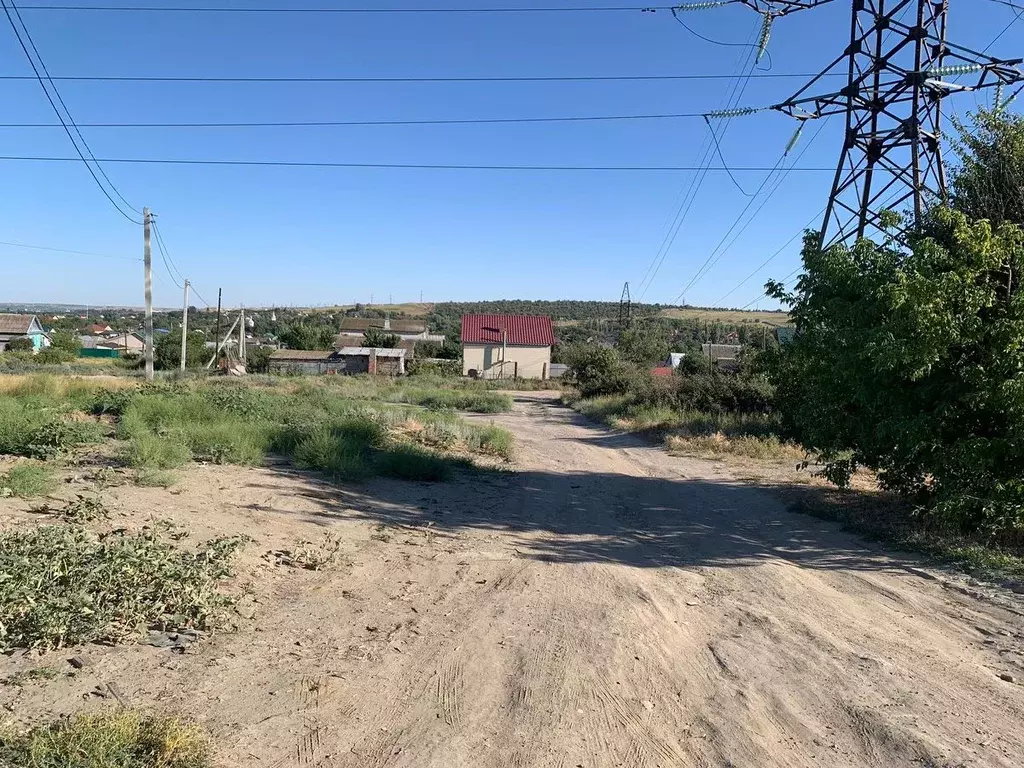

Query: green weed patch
[0,525,245,651]
[0,711,212,768]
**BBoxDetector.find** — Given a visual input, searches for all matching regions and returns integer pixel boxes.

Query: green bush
[4,337,34,353]
[375,444,453,482]
[154,329,207,370]
[0,399,105,459]
[0,711,212,768]
[35,347,78,365]
[49,329,82,355]
[0,463,56,498]
[475,425,514,459]
[406,389,511,413]
[563,343,634,398]
[244,345,273,374]
[0,525,245,651]
[407,358,461,377]
[124,433,192,470]
[769,206,1024,535]
[289,424,376,481]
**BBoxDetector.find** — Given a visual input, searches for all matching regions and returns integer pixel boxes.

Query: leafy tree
[154,329,207,370]
[4,337,34,353]
[563,343,633,398]
[616,324,670,366]
[768,209,1024,534]
[245,346,273,373]
[951,108,1024,229]
[415,341,460,360]
[363,328,400,348]
[279,323,335,350]
[49,329,82,355]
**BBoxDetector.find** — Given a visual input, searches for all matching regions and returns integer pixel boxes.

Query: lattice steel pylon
[619,282,632,327]
[764,0,1024,247]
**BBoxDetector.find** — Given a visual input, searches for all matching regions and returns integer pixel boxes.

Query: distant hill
[657,307,791,326]
[316,301,790,326]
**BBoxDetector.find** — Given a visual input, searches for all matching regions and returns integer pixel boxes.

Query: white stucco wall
[462,344,552,379]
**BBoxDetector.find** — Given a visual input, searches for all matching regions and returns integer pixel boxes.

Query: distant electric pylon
[619,282,632,328]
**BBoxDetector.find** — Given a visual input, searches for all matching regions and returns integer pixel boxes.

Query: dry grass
[0,373,136,396]
[313,302,434,316]
[666,433,805,461]
[657,307,791,325]
[0,711,212,768]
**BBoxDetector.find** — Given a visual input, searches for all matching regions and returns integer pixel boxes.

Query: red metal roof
[461,314,555,346]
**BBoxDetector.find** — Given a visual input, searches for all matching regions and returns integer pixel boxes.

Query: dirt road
[5,393,1024,767]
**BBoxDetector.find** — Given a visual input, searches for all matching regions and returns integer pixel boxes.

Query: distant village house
[461,314,555,380]
[0,314,49,352]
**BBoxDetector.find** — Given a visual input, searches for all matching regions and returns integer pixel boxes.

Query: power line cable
[730,186,911,311]
[7,0,140,216]
[676,117,830,300]
[636,19,764,301]
[634,19,763,297]
[0,238,139,261]
[981,2,1023,52]
[152,224,183,290]
[0,154,838,171]
[153,220,215,308]
[0,72,841,84]
[0,111,718,128]
[704,115,753,196]
[12,3,706,13]
[0,0,141,223]
[737,265,800,310]
[670,7,758,49]
[673,151,789,302]
[151,222,185,284]
[712,210,822,305]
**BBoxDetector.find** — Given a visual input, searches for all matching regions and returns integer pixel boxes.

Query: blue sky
[0,1,1018,310]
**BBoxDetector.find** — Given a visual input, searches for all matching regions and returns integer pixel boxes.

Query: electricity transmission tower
[619,282,632,327]
[686,0,1024,247]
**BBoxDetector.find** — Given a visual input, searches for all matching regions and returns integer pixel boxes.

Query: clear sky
[0,0,1018,310]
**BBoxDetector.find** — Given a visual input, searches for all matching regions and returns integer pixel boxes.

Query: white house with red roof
[460,314,555,380]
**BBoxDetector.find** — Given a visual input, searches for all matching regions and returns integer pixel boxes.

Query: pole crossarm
[734,0,835,15]
[759,0,1024,248]
[672,0,834,16]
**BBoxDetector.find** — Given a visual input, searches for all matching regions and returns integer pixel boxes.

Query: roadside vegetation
[561,108,1024,578]
[766,108,1024,548]
[0,711,212,768]
[562,342,792,460]
[0,374,513,483]
[0,524,245,651]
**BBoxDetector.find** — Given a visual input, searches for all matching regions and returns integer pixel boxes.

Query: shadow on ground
[245,445,917,577]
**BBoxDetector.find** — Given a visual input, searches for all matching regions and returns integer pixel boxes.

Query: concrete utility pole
[180,279,190,372]
[239,306,246,363]
[215,288,222,364]
[143,207,154,381]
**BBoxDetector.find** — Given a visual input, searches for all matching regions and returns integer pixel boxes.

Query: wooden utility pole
[180,279,190,372]
[143,207,154,381]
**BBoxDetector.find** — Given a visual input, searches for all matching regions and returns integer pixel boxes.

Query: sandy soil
[3,392,1024,767]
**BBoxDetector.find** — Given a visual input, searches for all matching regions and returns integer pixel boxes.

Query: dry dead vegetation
[2,385,1024,767]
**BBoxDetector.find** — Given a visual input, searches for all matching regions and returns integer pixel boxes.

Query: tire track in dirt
[436,652,464,727]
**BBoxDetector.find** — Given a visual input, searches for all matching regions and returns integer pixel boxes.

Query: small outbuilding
[461,314,555,380]
[269,347,406,376]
